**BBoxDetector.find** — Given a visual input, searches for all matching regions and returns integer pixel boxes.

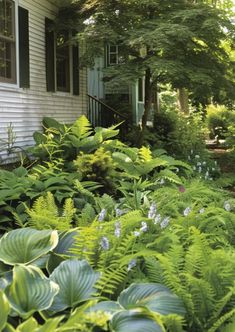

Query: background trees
[59,0,235,131]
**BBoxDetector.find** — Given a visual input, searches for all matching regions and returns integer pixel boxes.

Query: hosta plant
[0,228,185,332]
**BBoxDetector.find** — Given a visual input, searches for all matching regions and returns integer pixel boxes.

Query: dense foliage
[0,117,234,331]
[58,0,235,129]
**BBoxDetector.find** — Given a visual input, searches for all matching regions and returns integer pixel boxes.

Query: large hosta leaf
[47,230,78,273]
[5,265,59,318]
[0,289,10,330]
[49,259,100,311]
[0,228,58,265]
[88,300,122,314]
[118,283,185,316]
[110,310,164,332]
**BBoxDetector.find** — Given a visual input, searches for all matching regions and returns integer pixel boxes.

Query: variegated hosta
[0,228,185,331]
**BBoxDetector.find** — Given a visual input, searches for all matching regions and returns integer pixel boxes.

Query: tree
[59,0,235,133]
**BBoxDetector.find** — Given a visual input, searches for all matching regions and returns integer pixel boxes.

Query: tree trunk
[178,88,189,114]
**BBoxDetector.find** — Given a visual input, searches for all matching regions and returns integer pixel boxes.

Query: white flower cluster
[189,150,217,180]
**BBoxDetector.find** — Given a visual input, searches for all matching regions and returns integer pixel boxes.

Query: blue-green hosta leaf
[0,289,10,330]
[88,301,122,314]
[53,230,78,256]
[47,230,78,273]
[5,265,59,318]
[118,283,185,316]
[0,272,12,290]
[49,259,100,311]
[110,310,164,332]
[0,228,58,265]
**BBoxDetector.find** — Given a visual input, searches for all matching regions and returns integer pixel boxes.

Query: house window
[106,44,125,67]
[0,0,16,83]
[56,31,70,92]
[45,18,79,95]
[138,77,144,102]
[107,45,119,65]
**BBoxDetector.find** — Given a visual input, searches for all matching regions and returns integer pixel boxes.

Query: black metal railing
[87,94,130,138]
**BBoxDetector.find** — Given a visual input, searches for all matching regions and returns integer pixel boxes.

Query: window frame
[0,0,17,85]
[55,30,71,93]
[108,44,118,65]
[45,18,80,95]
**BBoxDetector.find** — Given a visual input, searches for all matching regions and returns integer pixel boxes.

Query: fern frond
[95,194,115,214]
[71,115,93,138]
[208,285,235,328]
[185,274,215,320]
[162,314,185,332]
[219,316,235,332]
[139,146,152,162]
[155,169,182,184]
[95,265,127,297]
[74,180,96,202]
[145,257,164,284]
[25,192,74,230]
[208,308,235,332]
[70,224,100,266]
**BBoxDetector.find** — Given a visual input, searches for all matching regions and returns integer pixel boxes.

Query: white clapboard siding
[0,0,87,162]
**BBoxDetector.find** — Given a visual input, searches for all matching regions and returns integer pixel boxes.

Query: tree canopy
[58,0,235,126]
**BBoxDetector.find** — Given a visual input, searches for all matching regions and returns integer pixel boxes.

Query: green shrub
[206,104,235,139]
[153,110,207,160]
[74,147,117,193]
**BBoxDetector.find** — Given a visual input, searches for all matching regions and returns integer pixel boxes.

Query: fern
[71,115,93,139]
[162,314,185,332]
[139,146,152,161]
[70,222,100,266]
[208,285,235,329]
[208,308,235,332]
[25,192,75,230]
[144,230,235,332]
[220,315,235,332]
[95,265,128,297]
[74,180,96,202]
[156,169,182,184]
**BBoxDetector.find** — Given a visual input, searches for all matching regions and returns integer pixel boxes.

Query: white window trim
[0,0,20,89]
[107,44,119,66]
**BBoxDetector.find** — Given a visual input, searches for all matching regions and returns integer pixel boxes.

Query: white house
[0,0,87,160]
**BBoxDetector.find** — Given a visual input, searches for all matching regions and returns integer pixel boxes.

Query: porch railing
[87,94,130,138]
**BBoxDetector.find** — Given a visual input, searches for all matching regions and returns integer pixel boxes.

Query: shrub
[206,104,235,140]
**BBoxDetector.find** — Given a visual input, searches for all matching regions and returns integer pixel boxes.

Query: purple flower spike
[100,236,109,250]
[98,209,106,222]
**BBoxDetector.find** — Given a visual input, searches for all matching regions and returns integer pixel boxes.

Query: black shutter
[18,7,30,88]
[72,44,79,95]
[45,18,55,92]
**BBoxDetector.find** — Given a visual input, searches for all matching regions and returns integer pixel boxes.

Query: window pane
[0,40,10,78]
[138,78,144,102]
[109,45,117,53]
[56,32,70,92]
[0,0,14,38]
[109,53,117,64]
[0,0,15,83]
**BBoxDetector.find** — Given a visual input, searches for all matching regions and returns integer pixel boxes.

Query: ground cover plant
[0,116,234,331]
